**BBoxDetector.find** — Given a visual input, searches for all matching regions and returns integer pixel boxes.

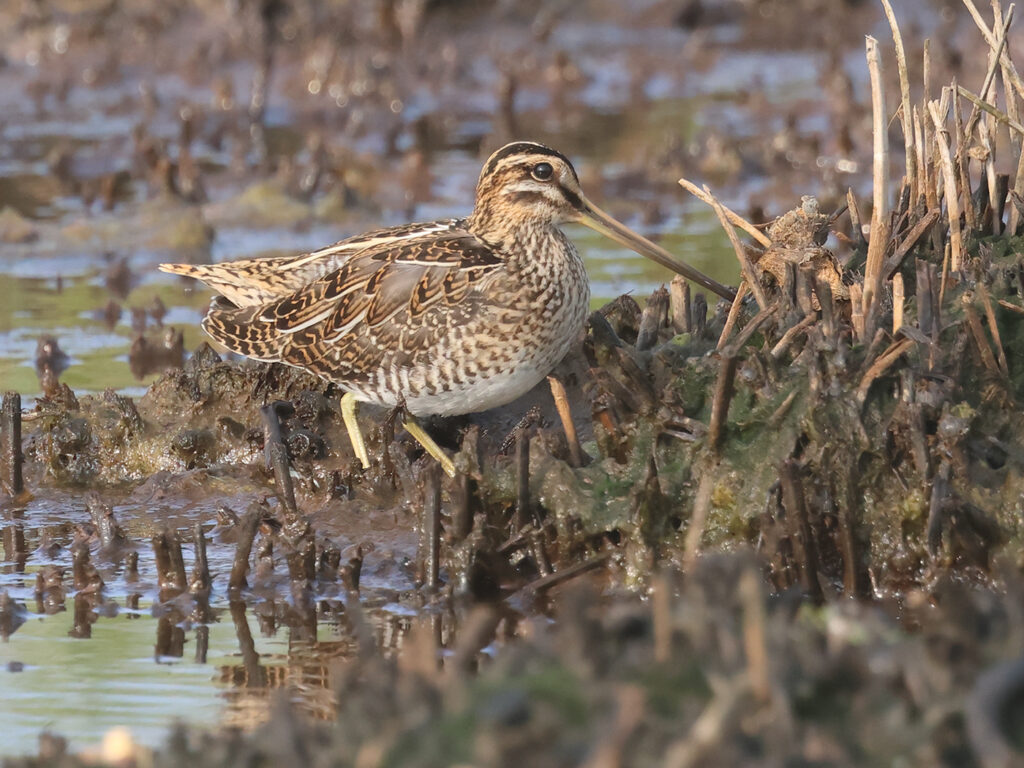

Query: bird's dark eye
[531,162,554,181]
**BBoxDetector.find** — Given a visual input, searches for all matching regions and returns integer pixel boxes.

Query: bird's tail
[159,258,307,307]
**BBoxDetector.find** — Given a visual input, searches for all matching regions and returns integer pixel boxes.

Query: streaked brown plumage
[161,142,734,472]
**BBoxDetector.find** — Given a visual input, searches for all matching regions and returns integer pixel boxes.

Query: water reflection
[0,494,432,753]
[0,590,27,640]
[2,509,27,574]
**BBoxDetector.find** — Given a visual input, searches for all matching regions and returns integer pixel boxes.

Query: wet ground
[2,0,1022,762]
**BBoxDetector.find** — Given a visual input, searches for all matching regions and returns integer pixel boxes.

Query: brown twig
[779,460,824,604]
[454,427,479,541]
[846,188,867,250]
[730,302,776,351]
[547,375,584,468]
[962,5,1016,139]
[682,465,716,574]
[849,283,865,340]
[771,313,816,360]
[963,296,1003,375]
[835,460,871,598]
[882,210,940,279]
[707,353,739,457]
[716,281,750,352]
[994,1,1021,153]
[678,178,772,247]
[664,674,750,768]
[856,338,914,404]
[518,552,611,595]
[913,107,929,208]
[707,190,769,311]
[153,530,187,598]
[977,283,1010,375]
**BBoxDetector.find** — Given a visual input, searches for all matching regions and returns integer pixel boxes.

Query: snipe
[161,142,735,476]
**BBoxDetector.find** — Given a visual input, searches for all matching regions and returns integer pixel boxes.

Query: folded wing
[159,219,463,306]
[201,231,504,385]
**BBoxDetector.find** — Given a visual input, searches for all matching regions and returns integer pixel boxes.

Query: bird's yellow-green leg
[403,419,456,478]
[340,392,370,469]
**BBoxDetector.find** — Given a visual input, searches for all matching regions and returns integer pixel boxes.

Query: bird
[160,141,735,477]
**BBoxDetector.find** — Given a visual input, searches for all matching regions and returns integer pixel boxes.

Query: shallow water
[0,486,424,755]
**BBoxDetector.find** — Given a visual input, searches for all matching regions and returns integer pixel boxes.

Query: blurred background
[0,0,993,397]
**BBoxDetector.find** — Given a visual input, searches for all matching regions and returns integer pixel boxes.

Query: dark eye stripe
[559,188,583,210]
[507,185,584,211]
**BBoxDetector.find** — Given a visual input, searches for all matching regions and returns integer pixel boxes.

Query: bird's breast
[372,239,590,417]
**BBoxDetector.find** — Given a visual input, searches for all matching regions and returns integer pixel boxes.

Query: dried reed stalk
[953,83,979,233]
[863,37,890,340]
[850,283,865,340]
[957,85,1024,135]
[972,8,1014,234]
[940,240,952,305]
[929,99,964,272]
[846,188,866,248]
[963,0,1024,100]
[923,42,941,222]
[892,272,905,333]
[670,275,691,334]
[994,0,1022,149]
[959,81,1024,235]
[913,107,928,206]
[881,0,917,203]
[739,565,773,702]
[963,7,1015,138]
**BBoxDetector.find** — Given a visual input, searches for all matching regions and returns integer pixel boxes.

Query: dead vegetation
[3,1,1024,766]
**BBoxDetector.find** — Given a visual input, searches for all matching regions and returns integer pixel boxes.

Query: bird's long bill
[576,195,737,302]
